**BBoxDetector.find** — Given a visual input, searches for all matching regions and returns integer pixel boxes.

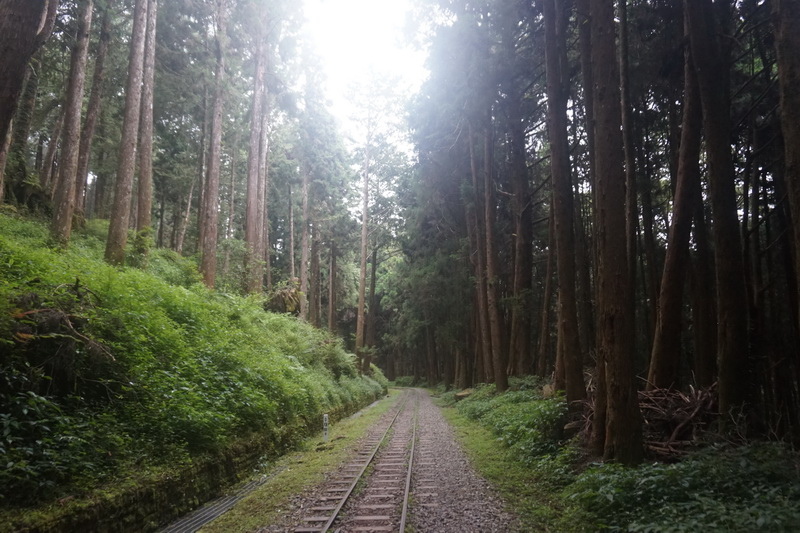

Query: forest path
[267,388,516,532]
[163,389,517,532]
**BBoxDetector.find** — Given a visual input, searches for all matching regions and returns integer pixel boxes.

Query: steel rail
[397,389,419,532]
[314,391,410,533]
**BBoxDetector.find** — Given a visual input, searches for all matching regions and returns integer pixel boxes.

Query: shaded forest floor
[436,379,800,532]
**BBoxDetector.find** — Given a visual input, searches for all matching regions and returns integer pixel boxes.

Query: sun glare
[302,0,427,130]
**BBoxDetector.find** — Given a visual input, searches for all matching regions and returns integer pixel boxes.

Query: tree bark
[299,165,310,320]
[75,0,112,224]
[245,33,266,293]
[648,12,703,390]
[136,0,158,236]
[0,0,57,158]
[105,0,148,264]
[590,0,643,464]
[51,0,94,245]
[686,0,750,414]
[537,210,556,378]
[774,0,800,339]
[328,240,337,333]
[198,0,228,287]
[544,0,585,406]
[478,123,508,392]
[355,135,371,364]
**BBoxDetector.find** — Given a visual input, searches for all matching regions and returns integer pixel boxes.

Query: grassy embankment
[437,378,800,532]
[0,211,387,529]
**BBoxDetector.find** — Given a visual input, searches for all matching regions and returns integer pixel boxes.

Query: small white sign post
[323,414,329,442]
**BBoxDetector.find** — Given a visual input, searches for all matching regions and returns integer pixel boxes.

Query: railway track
[292,389,421,533]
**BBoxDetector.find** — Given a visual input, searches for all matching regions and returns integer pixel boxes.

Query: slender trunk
[6,62,36,199]
[309,229,321,327]
[537,210,556,378]
[105,0,148,264]
[355,140,370,362]
[691,181,717,387]
[544,0,585,405]
[244,34,266,293]
[299,165,310,320]
[328,241,337,333]
[175,179,194,255]
[199,2,227,287]
[289,182,296,279]
[508,98,533,376]
[42,110,63,195]
[590,0,643,464]
[75,1,112,224]
[466,193,493,384]
[0,123,12,200]
[479,124,507,392]
[136,0,158,237]
[686,0,749,414]
[51,0,94,245]
[649,15,702,390]
[619,0,639,342]
[260,79,272,290]
[363,247,379,373]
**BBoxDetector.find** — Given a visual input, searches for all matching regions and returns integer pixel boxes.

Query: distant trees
[3,0,800,457]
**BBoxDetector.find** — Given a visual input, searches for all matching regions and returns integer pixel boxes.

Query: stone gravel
[409,389,518,532]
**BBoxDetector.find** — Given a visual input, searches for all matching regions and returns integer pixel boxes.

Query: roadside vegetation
[438,377,800,532]
[0,213,387,518]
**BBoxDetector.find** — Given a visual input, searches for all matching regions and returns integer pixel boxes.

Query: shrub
[565,443,800,532]
[0,214,386,506]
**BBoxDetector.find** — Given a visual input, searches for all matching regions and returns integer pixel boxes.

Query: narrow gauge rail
[293,389,420,533]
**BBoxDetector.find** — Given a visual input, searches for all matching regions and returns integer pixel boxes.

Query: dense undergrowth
[440,377,800,532]
[0,212,387,508]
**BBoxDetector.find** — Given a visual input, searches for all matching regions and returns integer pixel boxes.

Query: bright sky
[302,0,428,137]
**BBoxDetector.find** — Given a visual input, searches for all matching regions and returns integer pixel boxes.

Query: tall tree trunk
[648,13,703,390]
[355,140,370,365]
[508,96,533,376]
[363,247,379,374]
[691,180,717,387]
[6,61,37,200]
[289,182,296,279]
[198,1,228,287]
[51,0,94,245]
[544,0,585,405]
[75,0,112,224]
[0,0,57,159]
[465,185,493,384]
[577,0,598,361]
[244,33,266,293]
[309,228,321,327]
[299,165,310,320]
[105,0,148,264]
[328,241,337,333]
[136,0,158,238]
[479,124,508,392]
[686,0,749,414]
[619,0,639,343]
[774,0,800,340]
[590,0,643,464]
[41,110,63,194]
[259,79,271,290]
[175,178,195,254]
[537,210,556,378]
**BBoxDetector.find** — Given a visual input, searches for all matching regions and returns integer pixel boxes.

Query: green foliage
[564,443,800,532]
[456,384,567,463]
[0,214,385,507]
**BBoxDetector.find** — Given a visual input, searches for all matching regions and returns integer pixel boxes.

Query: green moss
[199,390,401,532]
